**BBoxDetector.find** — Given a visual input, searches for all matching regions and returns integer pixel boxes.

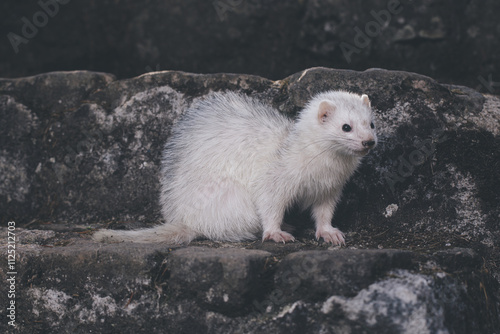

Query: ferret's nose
[362,140,376,148]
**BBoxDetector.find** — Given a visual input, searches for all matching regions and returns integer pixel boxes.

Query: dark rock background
[1,0,500,93]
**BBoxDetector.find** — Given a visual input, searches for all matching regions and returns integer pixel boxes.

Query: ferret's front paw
[316,226,345,246]
[262,230,295,243]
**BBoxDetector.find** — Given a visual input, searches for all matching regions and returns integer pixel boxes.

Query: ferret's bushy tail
[92,224,198,244]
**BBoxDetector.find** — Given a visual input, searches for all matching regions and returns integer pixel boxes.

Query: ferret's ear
[318,101,336,123]
[361,94,371,107]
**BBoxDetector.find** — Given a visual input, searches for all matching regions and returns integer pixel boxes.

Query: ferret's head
[305,91,378,157]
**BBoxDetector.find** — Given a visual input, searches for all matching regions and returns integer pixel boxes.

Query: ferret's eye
[342,124,352,132]
[370,122,375,129]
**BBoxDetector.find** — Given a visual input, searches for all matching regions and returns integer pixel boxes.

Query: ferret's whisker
[305,144,343,167]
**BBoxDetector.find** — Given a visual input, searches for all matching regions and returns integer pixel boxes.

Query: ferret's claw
[263,230,295,243]
[316,227,345,246]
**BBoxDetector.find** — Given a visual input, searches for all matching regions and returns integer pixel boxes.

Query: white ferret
[93,90,377,245]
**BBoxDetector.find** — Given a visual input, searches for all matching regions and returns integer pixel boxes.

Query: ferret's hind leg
[184,177,260,242]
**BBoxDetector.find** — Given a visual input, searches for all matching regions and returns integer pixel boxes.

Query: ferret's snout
[362,140,376,148]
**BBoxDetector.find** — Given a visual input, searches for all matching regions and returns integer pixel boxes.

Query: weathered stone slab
[274,249,413,301]
[1,234,176,332]
[166,247,271,313]
[0,229,498,333]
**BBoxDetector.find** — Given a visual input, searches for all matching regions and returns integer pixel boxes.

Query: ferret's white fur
[93,90,377,245]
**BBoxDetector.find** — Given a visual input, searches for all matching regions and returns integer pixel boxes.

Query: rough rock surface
[1,0,499,91]
[0,68,499,333]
